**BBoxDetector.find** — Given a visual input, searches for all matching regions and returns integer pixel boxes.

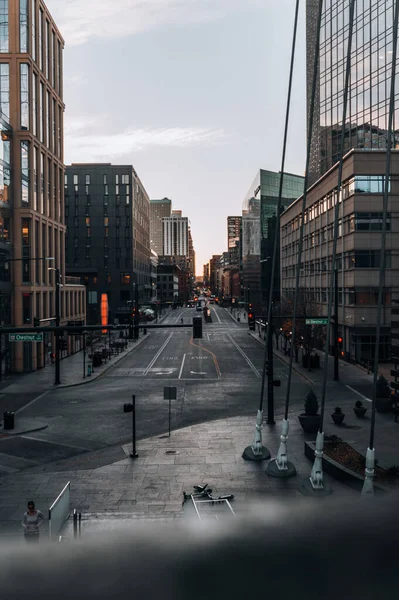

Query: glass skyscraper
[307,0,399,183]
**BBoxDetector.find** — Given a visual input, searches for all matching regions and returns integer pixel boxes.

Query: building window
[105,227,108,237]
[33,146,38,210]
[22,219,30,282]
[20,64,29,129]
[39,82,44,141]
[85,217,90,227]
[122,174,129,184]
[40,152,44,213]
[38,8,43,70]
[31,0,36,61]
[73,174,78,185]
[104,195,108,206]
[353,212,391,231]
[115,174,119,184]
[120,273,131,285]
[104,185,108,195]
[21,141,30,205]
[104,217,108,226]
[45,20,49,79]
[126,195,130,205]
[52,30,55,86]
[0,0,8,52]
[22,293,31,324]
[20,0,28,52]
[52,98,56,149]
[32,72,37,135]
[85,174,90,185]
[46,90,50,147]
[0,63,9,120]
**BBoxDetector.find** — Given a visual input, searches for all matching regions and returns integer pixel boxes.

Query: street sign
[305,318,328,325]
[8,333,43,342]
[164,386,177,400]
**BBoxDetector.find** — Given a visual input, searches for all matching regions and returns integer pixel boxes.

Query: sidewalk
[0,309,173,395]
[0,410,363,542]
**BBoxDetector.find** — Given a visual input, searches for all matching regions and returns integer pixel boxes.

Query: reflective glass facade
[307,0,399,182]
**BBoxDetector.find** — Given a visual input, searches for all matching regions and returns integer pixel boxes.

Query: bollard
[73,509,77,539]
[87,364,92,377]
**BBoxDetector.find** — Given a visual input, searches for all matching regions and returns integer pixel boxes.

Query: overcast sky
[50,0,307,275]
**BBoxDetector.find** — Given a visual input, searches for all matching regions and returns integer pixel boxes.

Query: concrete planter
[298,414,321,434]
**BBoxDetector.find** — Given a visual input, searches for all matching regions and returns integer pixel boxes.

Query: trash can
[3,411,14,430]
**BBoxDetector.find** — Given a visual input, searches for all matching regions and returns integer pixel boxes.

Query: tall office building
[150,198,171,255]
[0,0,85,373]
[242,170,304,312]
[188,226,196,279]
[65,163,151,324]
[307,0,399,183]
[163,212,188,256]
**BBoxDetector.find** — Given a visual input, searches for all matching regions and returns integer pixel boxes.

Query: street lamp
[48,267,61,385]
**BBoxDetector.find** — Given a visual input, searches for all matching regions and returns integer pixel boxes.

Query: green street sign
[8,333,43,342]
[306,318,328,325]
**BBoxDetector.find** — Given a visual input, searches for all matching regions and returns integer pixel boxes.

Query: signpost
[8,333,43,342]
[164,386,177,437]
[305,318,328,325]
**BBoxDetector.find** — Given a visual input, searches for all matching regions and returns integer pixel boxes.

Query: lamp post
[48,267,61,385]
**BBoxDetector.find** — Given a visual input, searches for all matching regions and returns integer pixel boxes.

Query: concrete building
[209,254,222,296]
[227,216,241,250]
[307,0,399,183]
[65,163,151,325]
[156,263,179,305]
[163,212,188,256]
[0,0,86,373]
[149,198,171,256]
[188,226,195,284]
[280,149,399,364]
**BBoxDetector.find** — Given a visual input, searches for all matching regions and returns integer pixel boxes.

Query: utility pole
[266,303,275,424]
[333,268,339,381]
[54,268,61,385]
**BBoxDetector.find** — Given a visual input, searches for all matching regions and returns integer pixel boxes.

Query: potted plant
[353,400,367,418]
[331,406,345,425]
[375,375,393,413]
[298,389,321,434]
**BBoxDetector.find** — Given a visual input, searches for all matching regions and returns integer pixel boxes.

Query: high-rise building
[0,0,86,373]
[65,163,151,324]
[188,226,196,280]
[307,0,399,183]
[242,170,304,312]
[163,212,188,256]
[227,216,241,249]
[150,198,171,256]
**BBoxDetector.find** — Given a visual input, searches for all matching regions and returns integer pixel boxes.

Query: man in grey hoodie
[22,501,44,543]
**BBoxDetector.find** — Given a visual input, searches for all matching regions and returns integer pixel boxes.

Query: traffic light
[33,316,40,327]
[193,316,202,339]
[337,336,343,349]
[248,312,255,331]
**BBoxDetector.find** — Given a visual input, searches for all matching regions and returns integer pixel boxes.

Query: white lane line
[143,333,173,376]
[213,308,222,324]
[227,334,261,378]
[178,354,186,380]
[345,385,372,403]
[15,390,50,415]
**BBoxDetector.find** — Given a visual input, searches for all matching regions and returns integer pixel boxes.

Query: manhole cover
[165,450,178,455]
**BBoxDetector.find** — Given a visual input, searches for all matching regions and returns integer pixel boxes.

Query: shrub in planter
[353,400,367,418]
[331,406,345,425]
[298,389,321,434]
[375,375,393,413]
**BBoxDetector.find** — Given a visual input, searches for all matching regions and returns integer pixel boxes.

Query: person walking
[22,501,44,543]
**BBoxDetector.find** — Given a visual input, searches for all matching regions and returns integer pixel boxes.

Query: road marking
[227,334,261,378]
[345,385,372,403]
[15,390,50,415]
[212,308,222,324]
[143,333,173,376]
[178,354,186,380]
[190,338,221,379]
[190,371,207,375]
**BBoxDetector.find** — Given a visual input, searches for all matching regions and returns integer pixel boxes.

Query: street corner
[0,417,48,437]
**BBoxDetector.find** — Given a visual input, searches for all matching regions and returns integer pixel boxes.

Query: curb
[0,420,48,437]
[57,334,151,389]
[248,332,315,385]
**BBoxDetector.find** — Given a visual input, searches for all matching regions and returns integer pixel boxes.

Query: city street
[0,306,309,475]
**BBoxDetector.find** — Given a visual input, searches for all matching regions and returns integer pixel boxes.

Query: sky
[49,0,307,275]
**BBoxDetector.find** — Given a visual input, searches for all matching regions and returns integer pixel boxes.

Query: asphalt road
[0,305,310,474]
